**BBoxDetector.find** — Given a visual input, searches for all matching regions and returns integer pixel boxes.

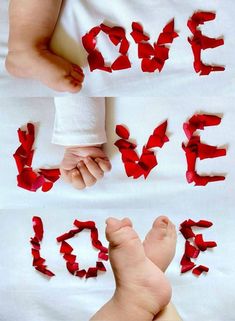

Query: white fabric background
[0,97,234,321]
[0,0,235,97]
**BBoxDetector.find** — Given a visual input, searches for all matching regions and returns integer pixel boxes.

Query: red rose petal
[42,181,54,192]
[111,55,131,70]
[185,240,200,258]
[35,266,55,277]
[180,255,196,273]
[196,220,213,228]
[86,267,98,279]
[96,261,106,271]
[98,252,109,261]
[114,139,136,150]
[192,265,209,276]
[60,241,73,254]
[138,43,155,58]
[116,125,130,139]
[76,270,86,278]
[32,216,44,241]
[130,22,150,43]
[56,229,81,242]
[121,149,139,162]
[88,50,107,72]
[63,254,77,264]
[66,262,79,275]
[180,226,195,239]
[82,32,97,53]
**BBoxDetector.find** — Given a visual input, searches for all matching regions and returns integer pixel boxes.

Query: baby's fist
[60,146,111,189]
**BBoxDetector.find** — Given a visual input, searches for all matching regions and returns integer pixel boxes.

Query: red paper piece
[13,123,61,192]
[115,121,169,179]
[183,114,226,186]
[188,11,225,76]
[131,20,178,72]
[180,218,216,277]
[57,220,108,278]
[83,23,131,72]
[30,216,55,277]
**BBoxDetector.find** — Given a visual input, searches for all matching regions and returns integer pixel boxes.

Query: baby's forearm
[8,0,62,50]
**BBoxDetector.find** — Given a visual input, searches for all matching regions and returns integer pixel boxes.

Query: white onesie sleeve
[52,96,107,146]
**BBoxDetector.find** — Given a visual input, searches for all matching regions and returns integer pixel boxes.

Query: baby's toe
[106,218,138,247]
[70,69,84,82]
[63,76,82,93]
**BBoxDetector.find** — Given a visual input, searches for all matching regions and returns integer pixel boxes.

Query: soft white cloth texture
[0,97,235,321]
[0,0,235,96]
[52,96,106,146]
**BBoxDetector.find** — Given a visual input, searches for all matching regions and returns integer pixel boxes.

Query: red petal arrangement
[30,216,55,277]
[13,123,61,192]
[82,23,131,72]
[56,220,108,279]
[187,11,225,76]
[180,219,217,277]
[130,20,178,72]
[182,114,227,186]
[115,121,169,179]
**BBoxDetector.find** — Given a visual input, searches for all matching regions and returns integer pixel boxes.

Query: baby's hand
[60,146,112,189]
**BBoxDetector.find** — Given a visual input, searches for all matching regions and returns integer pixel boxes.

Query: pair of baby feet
[92,216,177,320]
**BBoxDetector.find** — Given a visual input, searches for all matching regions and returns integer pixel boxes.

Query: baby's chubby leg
[90,218,172,321]
[6,0,84,93]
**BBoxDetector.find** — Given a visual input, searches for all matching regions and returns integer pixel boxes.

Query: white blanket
[0,97,235,321]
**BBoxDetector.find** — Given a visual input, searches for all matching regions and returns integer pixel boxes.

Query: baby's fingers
[95,158,112,172]
[70,168,86,190]
[77,161,97,187]
[84,157,104,180]
[60,167,72,183]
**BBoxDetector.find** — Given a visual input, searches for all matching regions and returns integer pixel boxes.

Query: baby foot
[5,48,84,93]
[60,146,111,189]
[106,218,172,319]
[143,216,177,272]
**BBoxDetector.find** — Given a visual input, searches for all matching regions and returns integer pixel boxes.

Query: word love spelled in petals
[30,216,55,277]
[13,123,60,192]
[57,220,108,279]
[115,121,169,179]
[180,219,217,277]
